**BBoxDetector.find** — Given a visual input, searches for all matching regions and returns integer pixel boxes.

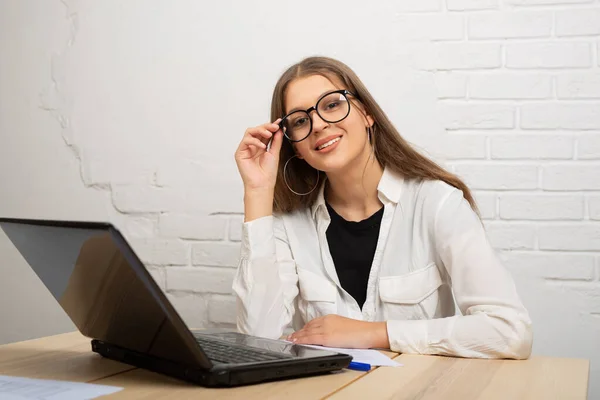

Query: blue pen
[347,361,371,371]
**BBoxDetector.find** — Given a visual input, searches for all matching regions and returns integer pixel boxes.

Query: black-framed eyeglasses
[279,89,355,143]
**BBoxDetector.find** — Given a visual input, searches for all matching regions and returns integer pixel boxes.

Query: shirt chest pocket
[296,268,337,323]
[378,262,445,320]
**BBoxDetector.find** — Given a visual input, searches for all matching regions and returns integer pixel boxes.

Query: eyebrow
[285,89,339,115]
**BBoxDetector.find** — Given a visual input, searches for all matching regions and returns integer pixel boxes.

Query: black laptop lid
[0,218,211,369]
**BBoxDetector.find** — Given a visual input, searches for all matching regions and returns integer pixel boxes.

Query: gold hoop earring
[283,155,320,196]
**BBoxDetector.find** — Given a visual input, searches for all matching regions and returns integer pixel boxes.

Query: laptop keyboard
[194,335,293,364]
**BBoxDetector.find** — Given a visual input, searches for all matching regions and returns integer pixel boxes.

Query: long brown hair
[270,56,479,216]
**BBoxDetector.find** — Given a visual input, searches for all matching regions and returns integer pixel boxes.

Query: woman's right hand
[235,119,284,192]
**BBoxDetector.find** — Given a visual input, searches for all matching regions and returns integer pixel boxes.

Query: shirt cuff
[241,215,275,260]
[386,319,430,354]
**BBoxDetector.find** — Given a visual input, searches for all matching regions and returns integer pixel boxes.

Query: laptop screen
[0,219,209,368]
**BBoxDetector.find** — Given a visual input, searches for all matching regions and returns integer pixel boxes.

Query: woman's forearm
[244,188,274,222]
[370,321,391,349]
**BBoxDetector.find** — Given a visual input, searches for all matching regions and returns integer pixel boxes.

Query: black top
[325,202,384,310]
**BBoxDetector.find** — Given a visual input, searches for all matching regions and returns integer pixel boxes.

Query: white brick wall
[208,295,238,326]
[469,74,552,99]
[473,192,498,219]
[394,14,464,41]
[130,238,189,266]
[505,43,592,69]
[439,103,515,129]
[578,135,600,159]
[520,104,600,129]
[428,5,600,393]
[112,185,179,213]
[468,11,553,39]
[396,0,442,12]
[433,43,502,70]
[442,134,487,159]
[453,164,539,189]
[228,216,244,242]
[539,225,600,250]
[542,164,600,190]
[590,196,600,220]
[447,0,499,10]
[166,292,208,329]
[484,222,537,249]
[500,252,595,280]
[499,194,584,220]
[191,242,242,267]
[159,214,227,241]
[434,73,468,98]
[504,0,594,4]
[167,266,235,294]
[490,135,573,159]
[557,73,600,99]
[555,8,600,36]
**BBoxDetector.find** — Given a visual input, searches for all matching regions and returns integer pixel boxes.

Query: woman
[232,56,533,359]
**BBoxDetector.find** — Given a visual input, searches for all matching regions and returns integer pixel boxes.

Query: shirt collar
[310,166,403,220]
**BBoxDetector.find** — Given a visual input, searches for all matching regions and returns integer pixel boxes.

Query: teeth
[317,137,340,150]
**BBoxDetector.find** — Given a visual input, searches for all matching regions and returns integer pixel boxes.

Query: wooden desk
[0,332,589,399]
[0,331,396,399]
[330,353,590,400]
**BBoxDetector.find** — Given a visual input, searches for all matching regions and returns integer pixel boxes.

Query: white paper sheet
[0,375,123,400]
[297,344,402,367]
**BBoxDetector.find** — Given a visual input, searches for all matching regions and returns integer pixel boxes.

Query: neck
[325,153,384,221]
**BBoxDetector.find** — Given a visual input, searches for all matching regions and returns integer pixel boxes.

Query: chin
[310,156,353,174]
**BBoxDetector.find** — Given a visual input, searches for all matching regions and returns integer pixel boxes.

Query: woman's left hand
[287,315,389,349]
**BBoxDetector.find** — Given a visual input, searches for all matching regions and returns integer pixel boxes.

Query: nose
[309,109,328,135]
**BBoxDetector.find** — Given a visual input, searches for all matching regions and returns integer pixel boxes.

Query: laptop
[0,217,352,387]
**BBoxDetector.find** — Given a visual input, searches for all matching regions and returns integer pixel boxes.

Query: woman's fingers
[265,119,282,133]
[291,329,326,345]
[242,135,267,150]
[238,119,283,158]
[245,127,272,143]
[269,129,283,157]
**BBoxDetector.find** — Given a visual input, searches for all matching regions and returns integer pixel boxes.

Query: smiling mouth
[316,137,341,151]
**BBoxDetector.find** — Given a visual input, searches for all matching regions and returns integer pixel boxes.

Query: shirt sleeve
[386,187,534,359]
[232,215,299,339]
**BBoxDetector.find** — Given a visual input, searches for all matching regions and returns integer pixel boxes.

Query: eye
[325,101,340,110]
[293,117,309,128]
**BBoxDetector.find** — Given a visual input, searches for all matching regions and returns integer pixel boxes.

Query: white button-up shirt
[232,167,533,359]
